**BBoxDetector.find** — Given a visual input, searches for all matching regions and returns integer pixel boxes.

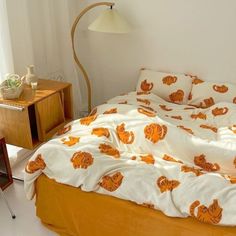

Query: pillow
[188,80,236,108]
[136,69,193,104]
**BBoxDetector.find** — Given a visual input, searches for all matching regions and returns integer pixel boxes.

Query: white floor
[0,180,56,236]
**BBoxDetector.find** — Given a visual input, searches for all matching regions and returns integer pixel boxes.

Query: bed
[24,70,236,235]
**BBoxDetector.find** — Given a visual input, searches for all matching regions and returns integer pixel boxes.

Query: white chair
[0,187,16,219]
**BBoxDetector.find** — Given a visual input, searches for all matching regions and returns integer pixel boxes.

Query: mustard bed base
[35,174,236,236]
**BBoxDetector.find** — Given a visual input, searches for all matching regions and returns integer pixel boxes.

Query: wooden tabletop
[0,79,71,107]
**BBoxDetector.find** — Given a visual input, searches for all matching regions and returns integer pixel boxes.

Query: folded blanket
[24,92,236,226]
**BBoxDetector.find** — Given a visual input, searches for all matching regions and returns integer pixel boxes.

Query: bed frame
[35,174,236,236]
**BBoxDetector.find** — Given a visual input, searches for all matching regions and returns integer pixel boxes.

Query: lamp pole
[71,2,115,114]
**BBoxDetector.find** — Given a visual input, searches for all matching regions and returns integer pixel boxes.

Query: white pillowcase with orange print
[188,80,236,108]
[136,69,192,104]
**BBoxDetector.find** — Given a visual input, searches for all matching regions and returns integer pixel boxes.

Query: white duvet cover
[24,92,236,226]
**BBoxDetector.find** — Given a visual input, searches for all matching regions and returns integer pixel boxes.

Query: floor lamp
[71,2,131,113]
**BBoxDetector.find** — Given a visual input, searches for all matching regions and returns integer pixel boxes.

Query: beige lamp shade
[88,9,131,34]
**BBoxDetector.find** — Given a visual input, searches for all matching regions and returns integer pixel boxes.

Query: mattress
[25,91,236,226]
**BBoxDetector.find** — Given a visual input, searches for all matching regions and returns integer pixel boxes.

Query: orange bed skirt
[35,174,236,236]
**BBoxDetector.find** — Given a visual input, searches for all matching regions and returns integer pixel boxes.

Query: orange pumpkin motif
[159,105,173,111]
[140,80,154,92]
[199,97,215,108]
[194,154,220,172]
[191,112,207,120]
[116,123,135,144]
[162,76,177,85]
[138,108,156,117]
[61,136,80,147]
[200,124,218,133]
[71,151,94,169]
[169,90,184,103]
[25,154,46,174]
[144,123,167,144]
[103,108,117,115]
[157,176,180,193]
[80,115,97,126]
[190,199,222,224]
[57,125,71,136]
[163,154,183,164]
[177,126,194,135]
[92,128,110,138]
[99,172,124,192]
[99,143,120,158]
[212,107,229,117]
[137,98,151,106]
[140,154,155,164]
[181,165,204,176]
[213,85,228,93]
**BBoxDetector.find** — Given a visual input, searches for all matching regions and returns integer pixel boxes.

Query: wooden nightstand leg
[0,188,16,219]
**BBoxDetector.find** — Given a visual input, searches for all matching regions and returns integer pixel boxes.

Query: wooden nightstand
[0,79,73,149]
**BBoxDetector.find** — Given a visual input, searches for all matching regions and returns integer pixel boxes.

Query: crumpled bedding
[24,92,236,226]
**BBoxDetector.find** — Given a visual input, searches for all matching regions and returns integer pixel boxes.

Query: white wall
[82,0,236,107]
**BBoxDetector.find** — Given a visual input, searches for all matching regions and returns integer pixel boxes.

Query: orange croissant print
[213,85,228,93]
[103,108,117,114]
[140,79,154,92]
[140,154,155,164]
[92,128,110,138]
[57,125,71,136]
[178,126,194,135]
[61,136,80,147]
[194,154,220,172]
[159,105,173,111]
[116,123,135,144]
[212,107,229,117]
[162,76,177,85]
[181,165,203,176]
[163,154,183,164]
[190,199,222,224]
[169,90,184,103]
[188,92,193,100]
[25,154,46,174]
[200,124,218,133]
[71,151,94,169]
[191,112,207,120]
[157,176,180,193]
[99,143,120,158]
[199,97,215,108]
[144,123,167,144]
[233,97,236,104]
[234,157,236,168]
[100,172,124,192]
[80,115,97,126]
[137,98,151,106]
[138,108,156,117]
